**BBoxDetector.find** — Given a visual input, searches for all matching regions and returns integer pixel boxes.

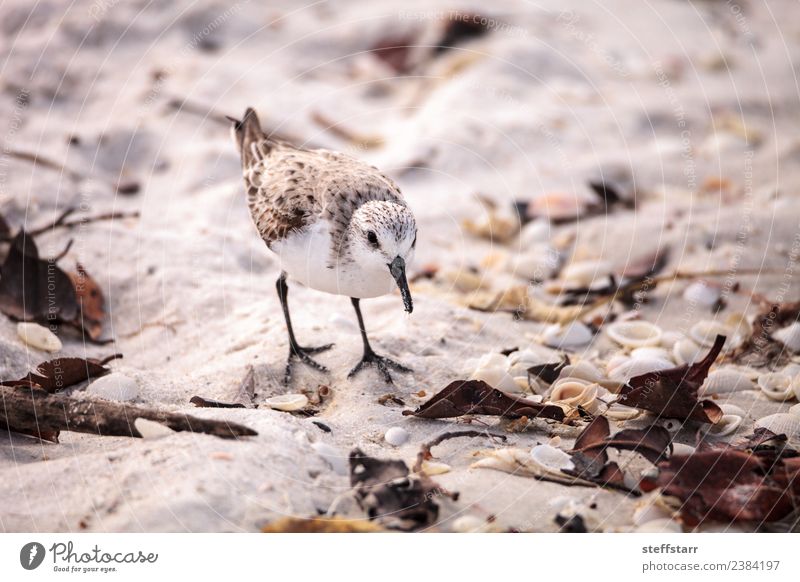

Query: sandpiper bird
[229,108,417,384]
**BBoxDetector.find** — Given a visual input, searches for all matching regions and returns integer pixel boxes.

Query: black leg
[348,297,412,383]
[276,272,333,384]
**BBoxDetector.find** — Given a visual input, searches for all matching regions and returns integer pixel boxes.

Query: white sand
[1,0,799,532]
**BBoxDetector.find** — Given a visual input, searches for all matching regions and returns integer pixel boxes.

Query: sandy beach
[1,0,800,532]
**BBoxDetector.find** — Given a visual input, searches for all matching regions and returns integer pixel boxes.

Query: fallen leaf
[617,335,725,423]
[402,379,565,422]
[1,354,121,393]
[67,263,105,340]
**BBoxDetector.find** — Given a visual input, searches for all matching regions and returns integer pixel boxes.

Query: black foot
[284,343,334,384]
[348,349,412,383]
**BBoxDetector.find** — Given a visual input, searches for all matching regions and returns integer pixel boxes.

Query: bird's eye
[366,230,379,247]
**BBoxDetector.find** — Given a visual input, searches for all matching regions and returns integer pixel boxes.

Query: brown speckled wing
[242,142,405,249]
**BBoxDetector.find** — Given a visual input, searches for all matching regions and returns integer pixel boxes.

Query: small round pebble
[86,373,138,402]
[384,426,409,446]
[17,322,62,352]
[264,393,308,412]
[134,418,174,439]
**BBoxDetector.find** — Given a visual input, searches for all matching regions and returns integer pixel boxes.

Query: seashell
[441,268,488,293]
[560,360,603,382]
[608,357,673,383]
[700,369,755,396]
[549,378,599,411]
[420,461,451,476]
[541,322,593,349]
[671,443,696,456]
[312,442,349,476]
[700,414,742,438]
[508,245,558,281]
[719,403,747,417]
[264,393,309,411]
[660,330,684,348]
[470,365,520,393]
[604,403,641,420]
[451,515,491,533]
[789,402,800,416]
[518,218,552,246]
[757,373,794,402]
[561,260,613,287]
[86,373,138,402]
[794,376,800,403]
[690,320,732,347]
[606,321,662,348]
[16,322,62,352]
[462,212,518,243]
[755,413,800,439]
[636,519,683,533]
[134,418,174,439]
[773,322,800,353]
[606,352,630,375]
[530,444,575,472]
[527,192,588,223]
[384,426,409,446]
[630,347,672,361]
[682,281,721,307]
[673,338,704,365]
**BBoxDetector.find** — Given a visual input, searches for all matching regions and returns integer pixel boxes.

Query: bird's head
[348,200,417,313]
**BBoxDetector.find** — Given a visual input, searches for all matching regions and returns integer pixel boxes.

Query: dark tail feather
[228,107,269,167]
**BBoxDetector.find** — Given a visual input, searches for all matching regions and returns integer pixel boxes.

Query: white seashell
[700,414,742,438]
[608,357,673,383]
[606,321,662,348]
[671,443,696,456]
[673,338,704,365]
[384,426,409,446]
[518,218,552,246]
[630,347,672,361]
[773,322,800,353]
[560,360,603,382]
[700,369,755,396]
[264,393,309,411]
[134,418,175,439]
[561,260,613,286]
[16,322,62,352]
[549,377,592,401]
[719,403,747,417]
[789,402,800,416]
[508,245,558,280]
[312,442,349,476]
[606,353,630,375]
[420,461,451,476]
[636,519,682,533]
[451,515,490,533]
[541,322,593,349]
[758,373,794,402]
[783,363,800,378]
[86,373,138,402]
[530,444,575,472]
[472,352,508,370]
[470,365,520,393]
[793,377,800,403]
[755,413,800,439]
[682,281,720,307]
[604,403,641,420]
[690,320,733,348]
[660,331,684,348]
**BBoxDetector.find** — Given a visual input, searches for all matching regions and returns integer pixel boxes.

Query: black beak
[389,256,413,314]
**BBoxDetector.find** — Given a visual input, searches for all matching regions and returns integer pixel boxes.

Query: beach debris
[0,385,257,443]
[384,426,409,446]
[377,393,406,407]
[773,321,800,353]
[0,206,140,243]
[525,354,569,386]
[189,396,246,408]
[617,335,726,424]
[531,444,574,472]
[134,418,175,439]
[189,367,257,409]
[754,414,800,439]
[0,230,108,341]
[262,517,385,533]
[1,354,121,393]
[699,368,755,396]
[16,322,62,352]
[640,443,800,525]
[349,448,452,531]
[462,211,519,243]
[412,430,506,474]
[402,379,565,421]
[606,320,662,348]
[86,373,138,402]
[264,393,309,412]
[757,373,795,402]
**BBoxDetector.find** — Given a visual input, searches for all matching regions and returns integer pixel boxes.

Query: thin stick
[413,430,506,473]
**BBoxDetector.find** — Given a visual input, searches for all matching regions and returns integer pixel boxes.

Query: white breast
[270,220,396,299]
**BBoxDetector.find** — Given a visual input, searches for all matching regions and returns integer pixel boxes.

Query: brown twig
[413,430,507,473]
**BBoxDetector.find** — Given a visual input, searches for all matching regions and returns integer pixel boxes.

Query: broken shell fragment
[608,357,673,383]
[86,373,138,402]
[134,417,175,439]
[773,322,800,353]
[530,444,575,472]
[606,320,662,348]
[700,369,755,396]
[757,373,795,402]
[561,259,613,287]
[699,414,742,438]
[682,281,721,307]
[541,321,593,349]
[672,338,704,365]
[16,322,62,352]
[264,393,309,411]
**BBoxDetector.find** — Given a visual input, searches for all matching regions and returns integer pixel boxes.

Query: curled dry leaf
[1,354,121,393]
[349,448,452,531]
[617,335,725,424]
[402,379,565,422]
